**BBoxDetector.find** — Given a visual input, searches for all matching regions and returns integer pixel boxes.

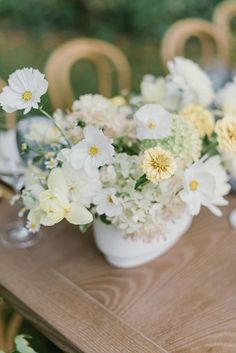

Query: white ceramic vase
[93,210,193,268]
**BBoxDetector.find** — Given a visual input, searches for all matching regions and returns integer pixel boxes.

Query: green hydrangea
[141,115,201,166]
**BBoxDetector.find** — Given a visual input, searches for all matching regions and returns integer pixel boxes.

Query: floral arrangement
[0,57,232,242]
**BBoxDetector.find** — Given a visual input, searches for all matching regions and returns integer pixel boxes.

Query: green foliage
[201,132,219,157]
[0,0,224,40]
[135,174,149,190]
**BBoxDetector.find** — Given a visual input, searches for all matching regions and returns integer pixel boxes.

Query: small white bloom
[180,156,230,216]
[167,57,214,108]
[0,68,48,114]
[45,159,58,170]
[69,126,114,175]
[26,220,40,234]
[135,104,172,140]
[94,188,123,217]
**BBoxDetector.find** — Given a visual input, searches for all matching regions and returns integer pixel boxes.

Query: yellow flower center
[107,195,113,204]
[189,180,199,191]
[88,146,99,156]
[147,121,156,129]
[22,90,32,101]
[228,127,236,140]
[30,223,37,230]
[150,154,170,172]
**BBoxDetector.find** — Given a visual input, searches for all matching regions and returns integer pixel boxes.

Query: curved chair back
[160,18,229,70]
[45,38,131,110]
[213,0,236,37]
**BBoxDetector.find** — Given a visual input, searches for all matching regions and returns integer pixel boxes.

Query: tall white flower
[94,188,123,217]
[135,104,172,140]
[0,68,48,114]
[68,126,114,175]
[180,156,229,216]
[167,57,214,108]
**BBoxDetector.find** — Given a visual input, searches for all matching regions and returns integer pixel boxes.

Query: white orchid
[135,104,172,140]
[0,68,48,114]
[94,188,123,217]
[28,168,93,228]
[180,156,230,216]
[66,126,114,176]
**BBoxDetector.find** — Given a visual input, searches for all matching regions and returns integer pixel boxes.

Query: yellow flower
[141,147,176,183]
[110,96,126,106]
[215,115,236,155]
[180,104,214,138]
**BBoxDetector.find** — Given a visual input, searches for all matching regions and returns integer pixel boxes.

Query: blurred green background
[0,0,231,352]
[0,0,228,103]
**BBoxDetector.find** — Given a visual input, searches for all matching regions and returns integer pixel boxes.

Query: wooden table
[0,197,236,353]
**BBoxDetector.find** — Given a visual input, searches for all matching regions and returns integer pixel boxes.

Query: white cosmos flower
[0,68,48,114]
[180,156,230,216]
[94,188,123,217]
[68,126,114,176]
[135,104,172,140]
[167,57,214,108]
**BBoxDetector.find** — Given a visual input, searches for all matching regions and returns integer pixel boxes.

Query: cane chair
[0,302,23,353]
[160,18,229,70]
[213,0,236,37]
[45,38,131,110]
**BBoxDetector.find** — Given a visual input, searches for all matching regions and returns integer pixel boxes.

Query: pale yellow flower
[110,96,126,106]
[141,147,176,183]
[215,115,236,156]
[180,104,214,138]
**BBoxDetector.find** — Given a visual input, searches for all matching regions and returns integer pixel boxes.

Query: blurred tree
[0,0,225,41]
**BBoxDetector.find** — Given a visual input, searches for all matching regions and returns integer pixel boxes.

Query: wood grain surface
[0,197,236,353]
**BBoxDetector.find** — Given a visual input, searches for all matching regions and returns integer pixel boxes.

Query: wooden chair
[160,18,229,70]
[45,38,131,110]
[0,302,23,353]
[213,0,236,37]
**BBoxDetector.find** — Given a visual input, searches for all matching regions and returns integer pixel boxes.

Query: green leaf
[14,335,37,353]
[77,120,86,128]
[135,174,149,190]
[79,223,92,233]
[100,214,111,225]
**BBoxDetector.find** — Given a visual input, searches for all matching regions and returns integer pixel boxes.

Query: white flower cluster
[0,61,231,242]
[140,57,214,112]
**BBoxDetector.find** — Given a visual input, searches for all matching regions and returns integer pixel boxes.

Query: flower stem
[39,108,71,148]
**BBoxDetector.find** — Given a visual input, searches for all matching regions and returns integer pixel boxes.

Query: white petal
[66,202,93,225]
